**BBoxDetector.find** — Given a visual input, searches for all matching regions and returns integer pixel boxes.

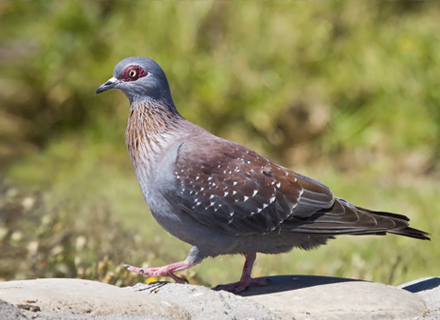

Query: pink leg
[213,253,269,293]
[123,260,196,284]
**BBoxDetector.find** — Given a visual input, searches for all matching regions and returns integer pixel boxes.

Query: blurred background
[0,1,439,287]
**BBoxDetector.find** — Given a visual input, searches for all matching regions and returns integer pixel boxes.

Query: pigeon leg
[213,253,269,293]
[123,260,196,284]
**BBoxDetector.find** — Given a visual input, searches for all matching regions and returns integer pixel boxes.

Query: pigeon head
[96,57,174,105]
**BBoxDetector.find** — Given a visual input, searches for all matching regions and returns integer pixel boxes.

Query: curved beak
[96,77,119,94]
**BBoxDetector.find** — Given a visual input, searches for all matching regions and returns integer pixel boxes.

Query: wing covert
[170,138,335,236]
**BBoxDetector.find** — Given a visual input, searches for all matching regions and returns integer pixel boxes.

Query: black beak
[96,77,119,94]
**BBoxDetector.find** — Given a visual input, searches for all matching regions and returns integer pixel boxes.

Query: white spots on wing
[174,171,178,175]
[243,196,249,201]
[223,191,229,197]
[212,183,216,186]
[232,181,238,186]
[195,176,200,180]
[209,194,215,199]
[269,196,276,203]
[229,208,234,217]
[299,188,304,197]
[252,189,258,196]
[271,181,275,185]
[276,182,281,188]
[207,177,212,181]
[176,175,180,179]
[217,164,221,168]
[257,207,263,213]
[246,161,251,164]
[206,201,216,210]
[232,190,237,196]
[262,203,269,209]
[196,201,201,206]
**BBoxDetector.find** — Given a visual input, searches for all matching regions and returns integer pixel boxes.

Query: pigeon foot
[123,260,194,284]
[213,252,267,293]
[213,277,269,293]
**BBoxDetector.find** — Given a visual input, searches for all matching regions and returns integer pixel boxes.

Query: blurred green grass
[0,1,439,287]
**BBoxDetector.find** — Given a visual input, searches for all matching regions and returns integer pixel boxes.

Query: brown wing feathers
[174,139,430,240]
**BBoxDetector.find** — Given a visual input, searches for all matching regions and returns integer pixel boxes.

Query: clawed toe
[213,277,269,293]
[123,264,146,275]
[168,271,189,284]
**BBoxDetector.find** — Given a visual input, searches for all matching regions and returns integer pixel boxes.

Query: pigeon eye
[128,69,138,78]
[121,65,148,82]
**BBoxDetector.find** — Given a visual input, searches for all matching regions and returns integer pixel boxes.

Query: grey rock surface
[400,277,440,320]
[240,275,426,320]
[0,299,27,320]
[0,304,170,320]
[0,278,189,320]
[1,276,439,320]
[127,281,279,320]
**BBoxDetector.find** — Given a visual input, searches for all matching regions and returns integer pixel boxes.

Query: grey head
[96,57,174,106]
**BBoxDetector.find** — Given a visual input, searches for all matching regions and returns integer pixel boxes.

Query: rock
[0,278,189,320]
[0,299,26,320]
[127,281,279,320]
[239,275,427,320]
[0,303,170,320]
[0,276,437,320]
[400,277,440,320]
[0,278,277,320]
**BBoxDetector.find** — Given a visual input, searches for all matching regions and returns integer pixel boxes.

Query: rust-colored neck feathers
[125,100,182,173]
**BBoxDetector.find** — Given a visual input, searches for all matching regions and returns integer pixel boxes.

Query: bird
[96,57,430,293]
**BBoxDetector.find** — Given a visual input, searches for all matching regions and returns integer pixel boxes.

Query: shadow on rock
[238,275,362,296]
[400,277,440,293]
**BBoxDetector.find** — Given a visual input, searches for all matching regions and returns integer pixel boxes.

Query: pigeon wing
[171,138,336,236]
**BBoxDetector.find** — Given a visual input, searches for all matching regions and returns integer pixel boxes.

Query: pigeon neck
[125,100,183,174]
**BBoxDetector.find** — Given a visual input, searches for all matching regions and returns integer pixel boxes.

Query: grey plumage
[96,57,429,292]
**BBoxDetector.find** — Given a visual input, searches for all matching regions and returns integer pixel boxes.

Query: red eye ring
[121,65,148,81]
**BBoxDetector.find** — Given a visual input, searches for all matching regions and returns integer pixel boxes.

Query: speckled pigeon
[96,57,429,293]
